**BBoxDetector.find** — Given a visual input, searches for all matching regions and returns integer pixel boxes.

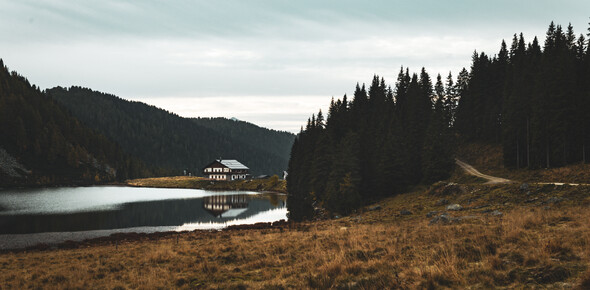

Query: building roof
[218,159,249,170]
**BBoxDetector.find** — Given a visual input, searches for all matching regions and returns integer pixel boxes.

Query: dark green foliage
[191,117,294,165]
[422,109,456,184]
[288,20,590,220]
[47,87,295,176]
[455,21,590,169]
[287,70,457,220]
[0,61,151,186]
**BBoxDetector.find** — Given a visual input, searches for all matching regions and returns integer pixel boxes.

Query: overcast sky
[1,1,589,132]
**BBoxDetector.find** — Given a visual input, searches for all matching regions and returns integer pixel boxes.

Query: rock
[426,211,439,218]
[368,205,382,211]
[473,204,489,209]
[435,198,449,206]
[520,183,530,191]
[490,210,503,217]
[525,197,539,203]
[429,213,462,225]
[428,182,465,196]
[400,209,412,215]
[429,213,450,225]
[446,204,463,211]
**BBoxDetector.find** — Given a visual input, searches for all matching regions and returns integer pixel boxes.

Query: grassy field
[126,175,287,193]
[2,176,590,288]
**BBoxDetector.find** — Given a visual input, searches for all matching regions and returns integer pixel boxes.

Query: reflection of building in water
[203,195,249,218]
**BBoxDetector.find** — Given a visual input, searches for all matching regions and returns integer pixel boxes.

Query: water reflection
[0,187,287,235]
[203,194,250,218]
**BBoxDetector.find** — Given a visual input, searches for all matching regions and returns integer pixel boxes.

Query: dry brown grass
[126,175,287,193]
[1,182,590,289]
[126,176,206,188]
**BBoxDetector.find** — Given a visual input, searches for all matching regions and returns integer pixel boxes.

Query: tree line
[48,87,295,176]
[455,21,590,169]
[287,70,457,220]
[0,60,152,186]
[287,20,590,221]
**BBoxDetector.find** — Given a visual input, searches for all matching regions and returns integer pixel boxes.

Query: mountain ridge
[47,86,295,176]
[0,60,151,186]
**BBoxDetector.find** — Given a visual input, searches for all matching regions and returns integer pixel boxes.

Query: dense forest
[191,117,294,163]
[456,21,590,169]
[0,60,151,186]
[287,71,456,220]
[287,21,590,221]
[48,87,295,176]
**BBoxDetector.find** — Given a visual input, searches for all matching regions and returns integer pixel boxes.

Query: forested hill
[48,87,295,176]
[192,117,294,163]
[0,60,151,186]
[287,20,590,221]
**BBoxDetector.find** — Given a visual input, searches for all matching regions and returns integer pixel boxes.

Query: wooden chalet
[202,159,250,180]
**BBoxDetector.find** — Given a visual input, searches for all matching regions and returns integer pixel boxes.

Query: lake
[0,186,287,249]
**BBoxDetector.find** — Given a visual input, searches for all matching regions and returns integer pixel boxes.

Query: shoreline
[124,175,287,193]
[0,220,291,253]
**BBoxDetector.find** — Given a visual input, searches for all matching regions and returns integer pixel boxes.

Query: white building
[202,159,250,180]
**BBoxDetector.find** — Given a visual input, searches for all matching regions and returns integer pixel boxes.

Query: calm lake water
[0,186,287,249]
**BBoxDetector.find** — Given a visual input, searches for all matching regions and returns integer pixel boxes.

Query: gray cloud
[1,0,589,132]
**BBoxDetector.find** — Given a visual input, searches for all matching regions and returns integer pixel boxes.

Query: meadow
[1,179,589,288]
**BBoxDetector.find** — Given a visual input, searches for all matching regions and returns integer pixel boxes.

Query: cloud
[1,0,589,131]
[130,95,333,133]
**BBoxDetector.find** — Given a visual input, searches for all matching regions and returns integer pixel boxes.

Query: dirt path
[455,159,512,184]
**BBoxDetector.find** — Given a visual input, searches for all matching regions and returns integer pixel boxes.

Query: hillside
[47,87,295,176]
[192,117,294,163]
[0,60,150,186]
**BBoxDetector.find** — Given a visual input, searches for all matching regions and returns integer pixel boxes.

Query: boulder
[428,182,464,196]
[429,213,462,225]
[446,204,463,211]
[435,198,449,206]
[429,213,450,225]
[368,205,382,211]
[400,209,412,215]
[520,183,530,191]
[490,210,503,217]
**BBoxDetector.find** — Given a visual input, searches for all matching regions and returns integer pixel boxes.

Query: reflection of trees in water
[251,192,287,207]
[203,195,249,218]
[268,193,279,206]
[0,193,288,234]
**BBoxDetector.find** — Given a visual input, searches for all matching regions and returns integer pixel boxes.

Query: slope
[47,87,294,176]
[0,60,150,186]
[192,117,294,163]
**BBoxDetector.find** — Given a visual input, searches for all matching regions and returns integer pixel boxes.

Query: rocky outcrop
[0,147,29,179]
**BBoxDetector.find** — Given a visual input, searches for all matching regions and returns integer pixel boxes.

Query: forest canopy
[287,21,590,221]
[0,61,151,186]
[48,87,295,176]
